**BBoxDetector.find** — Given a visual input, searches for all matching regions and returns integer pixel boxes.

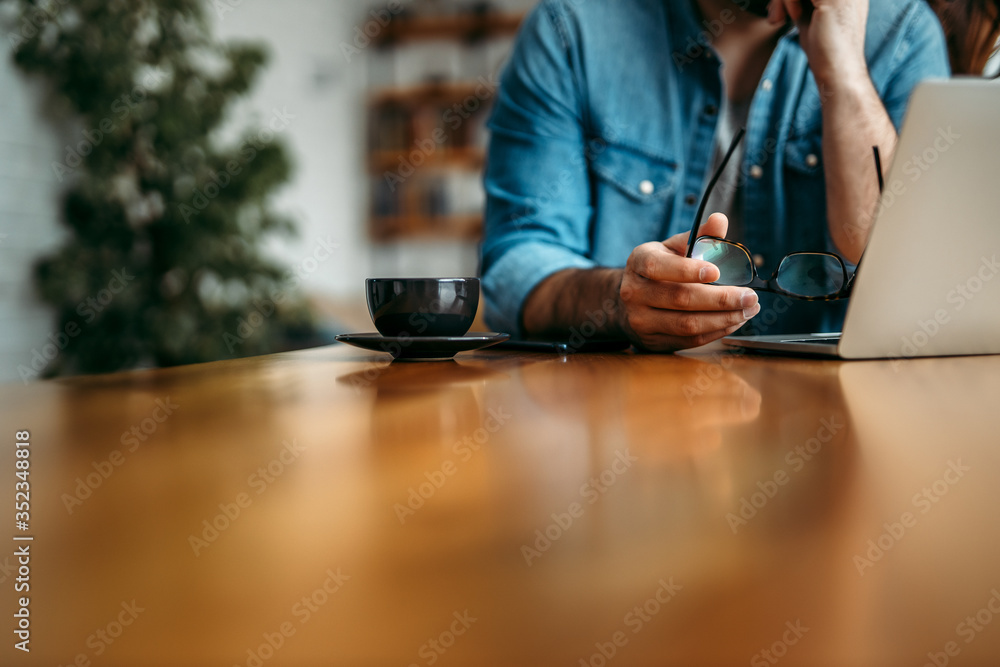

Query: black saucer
[335,332,510,360]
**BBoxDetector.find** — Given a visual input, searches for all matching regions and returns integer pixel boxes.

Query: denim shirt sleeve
[480,0,950,338]
[480,1,596,336]
[874,2,951,131]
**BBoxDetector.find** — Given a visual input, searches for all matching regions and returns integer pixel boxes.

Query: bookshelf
[366,3,524,241]
[373,12,524,45]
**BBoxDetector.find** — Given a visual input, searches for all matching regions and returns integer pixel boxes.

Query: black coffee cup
[366,277,480,338]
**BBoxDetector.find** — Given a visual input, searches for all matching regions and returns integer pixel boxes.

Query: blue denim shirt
[481,0,950,336]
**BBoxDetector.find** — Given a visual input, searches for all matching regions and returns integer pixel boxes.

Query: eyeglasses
[683,132,884,301]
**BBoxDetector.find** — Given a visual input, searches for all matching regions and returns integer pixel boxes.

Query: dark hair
[927,0,1000,75]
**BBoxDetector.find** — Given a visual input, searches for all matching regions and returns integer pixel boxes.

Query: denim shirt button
[684,194,697,206]
[749,165,764,180]
[761,79,773,92]
[753,254,766,268]
[805,153,819,168]
[639,180,655,195]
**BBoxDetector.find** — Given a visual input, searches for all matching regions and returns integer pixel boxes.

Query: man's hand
[617,213,760,352]
[766,0,890,264]
[769,0,870,87]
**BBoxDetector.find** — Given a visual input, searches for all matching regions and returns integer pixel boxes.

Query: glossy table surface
[2,343,1000,666]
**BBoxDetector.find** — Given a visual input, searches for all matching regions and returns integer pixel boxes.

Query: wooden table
[2,343,1000,666]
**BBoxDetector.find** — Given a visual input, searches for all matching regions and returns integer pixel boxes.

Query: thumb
[698,212,730,240]
[663,212,731,255]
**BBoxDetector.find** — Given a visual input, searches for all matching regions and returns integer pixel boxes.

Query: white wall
[213,0,374,299]
[213,0,536,299]
[0,55,66,384]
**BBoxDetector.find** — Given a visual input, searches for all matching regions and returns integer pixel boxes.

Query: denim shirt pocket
[784,132,823,177]
[783,132,829,253]
[589,143,679,261]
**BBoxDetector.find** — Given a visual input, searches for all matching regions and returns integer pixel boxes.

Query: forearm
[820,75,898,263]
[521,267,626,339]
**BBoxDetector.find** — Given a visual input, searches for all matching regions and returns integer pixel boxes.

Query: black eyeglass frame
[682,132,884,302]
[690,235,855,301]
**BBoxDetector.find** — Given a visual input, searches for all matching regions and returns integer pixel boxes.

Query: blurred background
[0,0,535,382]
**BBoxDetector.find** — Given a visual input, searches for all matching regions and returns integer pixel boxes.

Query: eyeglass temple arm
[684,127,747,259]
[848,146,884,290]
[680,139,882,288]
[873,145,884,195]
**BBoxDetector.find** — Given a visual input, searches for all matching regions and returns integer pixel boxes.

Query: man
[480,0,950,351]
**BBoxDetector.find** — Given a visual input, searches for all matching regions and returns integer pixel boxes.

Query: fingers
[626,303,759,342]
[784,0,805,23]
[769,0,803,24]
[622,227,761,352]
[663,212,731,256]
[627,242,720,284]
[635,279,757,313]
[768,0,788,25]
[676,321,749,349]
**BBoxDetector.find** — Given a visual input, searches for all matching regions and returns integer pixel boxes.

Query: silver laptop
[724,79,1000,360]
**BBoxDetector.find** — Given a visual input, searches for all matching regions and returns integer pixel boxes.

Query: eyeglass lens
[690,238,753,285]
[692,239,845,298]
[776,254,846,298]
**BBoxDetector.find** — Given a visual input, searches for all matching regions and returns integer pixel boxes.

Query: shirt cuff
[482,242,598,338]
